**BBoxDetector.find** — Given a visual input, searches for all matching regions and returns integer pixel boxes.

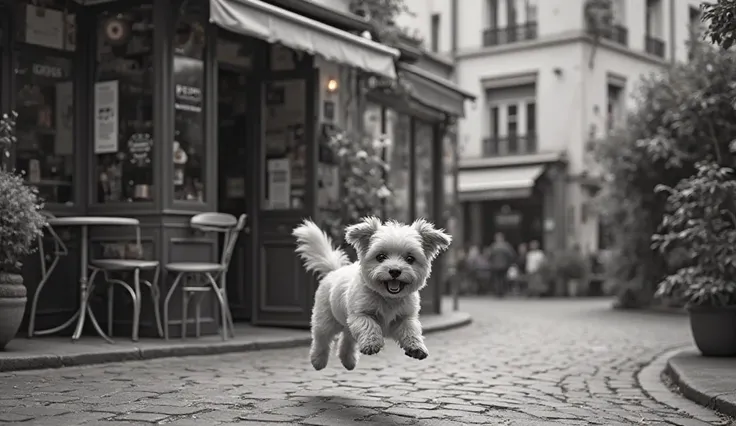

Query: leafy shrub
[0,112,46,273]
[594,42,736,308]
[652,162,736,307]
[321,128,392,244]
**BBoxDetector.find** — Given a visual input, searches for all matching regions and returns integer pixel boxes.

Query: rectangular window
[488,0,498,29]
[490,106,499,137]
[689,6,702,59]
[506,0,517,27]
[507,104,518,135]
[94,3,154,203]
[607,84,623,132]
[13,0,77,205]
[430,13,440,52]
[507,104,518,153]
[526,101,536,152]
[173,4,207,203]
[525,102,535,134]
[525,0,538,22]
[14,53,75,204]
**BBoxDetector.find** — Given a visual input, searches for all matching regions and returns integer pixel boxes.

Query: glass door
[217,65,252,321]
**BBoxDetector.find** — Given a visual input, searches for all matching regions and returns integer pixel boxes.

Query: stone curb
[664,350,736,418]
[636,345,726,424]
[0,312,472,373]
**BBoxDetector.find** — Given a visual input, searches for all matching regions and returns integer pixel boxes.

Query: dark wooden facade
[0,0,463,338]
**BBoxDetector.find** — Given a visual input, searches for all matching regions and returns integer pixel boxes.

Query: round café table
[39,216,140,343]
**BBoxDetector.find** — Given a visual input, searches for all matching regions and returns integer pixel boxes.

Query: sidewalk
[665,349,736,417]
[0,306,471,373]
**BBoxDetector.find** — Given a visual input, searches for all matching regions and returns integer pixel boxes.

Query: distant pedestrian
[487,232,516,297]
[526,240,547,297]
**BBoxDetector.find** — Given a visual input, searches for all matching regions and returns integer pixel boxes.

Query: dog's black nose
[389,269,401,278]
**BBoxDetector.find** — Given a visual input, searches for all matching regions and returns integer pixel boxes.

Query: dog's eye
[405,255,415,264]
[376,253,388,262]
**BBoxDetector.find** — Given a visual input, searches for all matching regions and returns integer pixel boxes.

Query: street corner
[664,348,736,419]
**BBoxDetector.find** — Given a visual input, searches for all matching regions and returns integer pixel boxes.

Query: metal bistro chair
[163,213,247,340]
[28,212,69,337]
[87,221,164,342]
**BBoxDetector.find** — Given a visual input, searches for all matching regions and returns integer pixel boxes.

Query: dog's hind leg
[338,331,359,370]
[310,307,342,371]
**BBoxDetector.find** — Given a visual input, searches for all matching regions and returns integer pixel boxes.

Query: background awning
[210,0,399,79]
[458,165,545,201]
[399,63,476,118]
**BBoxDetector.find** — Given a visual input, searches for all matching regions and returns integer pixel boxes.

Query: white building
[396,0,706,253]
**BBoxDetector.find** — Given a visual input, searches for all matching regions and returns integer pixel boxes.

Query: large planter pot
[687,305,736,357]
[0,272,26,350]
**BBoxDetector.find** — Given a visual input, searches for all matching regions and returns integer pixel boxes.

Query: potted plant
[653,161,736,357]
[0,111,46,350]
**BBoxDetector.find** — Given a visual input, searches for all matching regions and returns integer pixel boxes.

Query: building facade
[397,0,705,254]
[1,0,472,338]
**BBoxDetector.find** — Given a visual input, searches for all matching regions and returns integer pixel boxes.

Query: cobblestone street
[0,298,724,425]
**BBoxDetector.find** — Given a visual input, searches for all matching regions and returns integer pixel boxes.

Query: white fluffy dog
[292,216,452,371]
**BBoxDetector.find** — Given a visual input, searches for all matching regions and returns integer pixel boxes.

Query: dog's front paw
[404,342,429,360]
[358,335,384,355]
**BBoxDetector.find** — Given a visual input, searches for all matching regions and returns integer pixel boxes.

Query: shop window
[173,3,206,202]
[13,0,77,205]
[14,53,74,205]
[93,4,154,203]
[385,109,410,222]
[414,119,434,220]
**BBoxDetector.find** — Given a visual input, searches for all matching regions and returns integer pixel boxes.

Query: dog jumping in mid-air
[292,216,452,371]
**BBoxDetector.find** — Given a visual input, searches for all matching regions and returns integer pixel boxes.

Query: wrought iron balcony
[482,22,538,47]
[587,24,628,47]
[482,135,537,157]
[645,35,665,58]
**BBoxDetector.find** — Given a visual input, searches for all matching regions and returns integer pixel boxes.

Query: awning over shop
[399,63,476,118]
[458,165,545,201]
[210,0,400,79]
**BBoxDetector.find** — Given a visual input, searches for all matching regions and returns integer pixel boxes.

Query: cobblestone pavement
[0,298,721,425]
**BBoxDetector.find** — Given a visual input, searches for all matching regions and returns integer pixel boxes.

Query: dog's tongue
[388,280,401,292]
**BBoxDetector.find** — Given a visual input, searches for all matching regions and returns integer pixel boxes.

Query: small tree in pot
[0,111,46,350]
[653,161,736,357]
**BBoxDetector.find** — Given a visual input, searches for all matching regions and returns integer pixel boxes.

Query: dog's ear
[345,216,382,256]
[412,218,452,261]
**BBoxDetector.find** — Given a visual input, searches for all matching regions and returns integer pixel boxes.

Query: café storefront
[0,0,472,338]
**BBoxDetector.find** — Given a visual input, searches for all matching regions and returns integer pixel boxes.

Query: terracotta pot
[0,272,26,350]
[687,305,736,357]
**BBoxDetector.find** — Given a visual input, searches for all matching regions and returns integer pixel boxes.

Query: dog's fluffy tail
[292,219,350,278]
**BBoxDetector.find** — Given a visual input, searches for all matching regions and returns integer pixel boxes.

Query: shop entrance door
[217,66,254,321]
[252,68,318,327]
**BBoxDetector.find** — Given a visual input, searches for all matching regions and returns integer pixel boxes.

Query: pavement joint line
[637,344,727,424]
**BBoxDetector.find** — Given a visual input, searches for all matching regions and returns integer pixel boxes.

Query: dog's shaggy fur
[292,216,452,371]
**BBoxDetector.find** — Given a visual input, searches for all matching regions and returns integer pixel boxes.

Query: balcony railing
[482,135,537,157]
[482,22,538,47]
[587,24,628,47]
[645,35,665,58]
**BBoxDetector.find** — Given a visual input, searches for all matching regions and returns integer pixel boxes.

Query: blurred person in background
[487,232,516,297]
[526,240,547,297]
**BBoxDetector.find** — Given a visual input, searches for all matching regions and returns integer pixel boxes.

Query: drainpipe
[450,0,461,312]
[451,0,458,59]
[669,0,676,64]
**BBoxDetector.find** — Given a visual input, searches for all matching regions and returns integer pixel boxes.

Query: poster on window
[24,4,64,50]
[266,158,291,210]
[94,80,119,154]
[174,56,203,113]
[55,81,74,155]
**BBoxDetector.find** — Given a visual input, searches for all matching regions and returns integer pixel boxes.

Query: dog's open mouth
[384,280,406,294]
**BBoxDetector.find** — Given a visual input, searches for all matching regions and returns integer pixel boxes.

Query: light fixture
[326,77,339,93]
